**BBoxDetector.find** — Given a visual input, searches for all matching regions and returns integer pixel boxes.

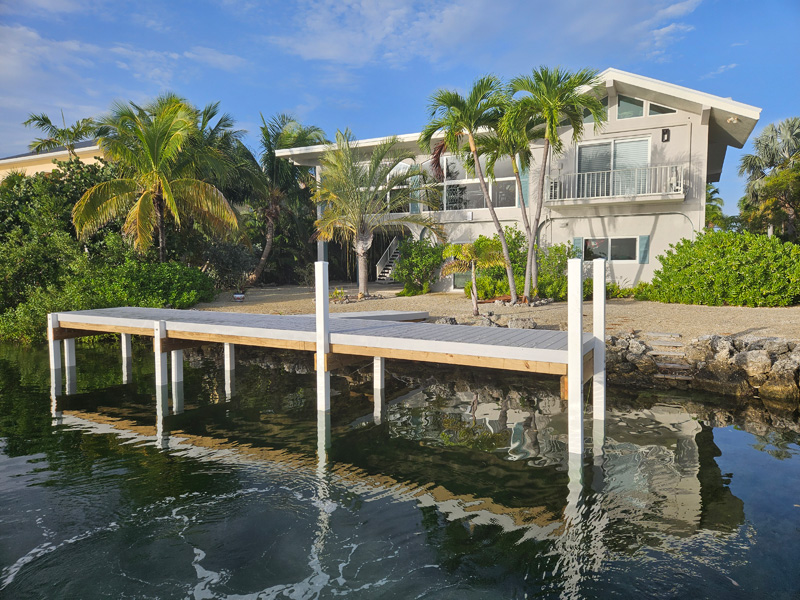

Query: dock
[48,258,608,456]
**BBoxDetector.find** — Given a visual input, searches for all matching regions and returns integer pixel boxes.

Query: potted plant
[232,273,248,302]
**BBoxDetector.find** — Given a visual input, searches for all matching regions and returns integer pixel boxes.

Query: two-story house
[275,68,761,289]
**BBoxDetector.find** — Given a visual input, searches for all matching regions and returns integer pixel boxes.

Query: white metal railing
[375,236,400,279]
[548,165,686,201]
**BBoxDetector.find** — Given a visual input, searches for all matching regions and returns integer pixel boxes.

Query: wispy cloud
[701,63,738,79]
[183,46,247,72]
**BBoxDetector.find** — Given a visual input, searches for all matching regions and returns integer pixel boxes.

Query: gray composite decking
[53,307,593,369]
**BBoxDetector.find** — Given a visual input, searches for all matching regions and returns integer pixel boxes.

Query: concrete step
[648,350,686,358]
[649,340,685,348]
[654,373,693,381]
[644,332,681,338]
[656,362,693,370]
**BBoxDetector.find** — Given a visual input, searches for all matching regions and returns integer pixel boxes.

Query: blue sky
[1,0,797,212]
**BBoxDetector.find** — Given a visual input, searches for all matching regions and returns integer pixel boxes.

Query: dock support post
[154,320,169,418]
[121,333,132,384]
[373,356,385,423]
[593,258,606,422]
[224,343,235,400]
[47,313,62,399]
[171,350,184,414]
[315,261,330,412]
[63,337,77,395]
[567,258,584,456]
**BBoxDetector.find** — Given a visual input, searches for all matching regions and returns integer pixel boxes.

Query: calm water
[1,341,799,599]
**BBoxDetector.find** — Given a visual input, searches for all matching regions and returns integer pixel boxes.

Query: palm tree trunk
[529,138,551,295]
[250,219,274,284]
[513,160,533,302]
[155,194,167,264]
[470,261,479,316]
[356,250,369,297]
[468,134,518,303]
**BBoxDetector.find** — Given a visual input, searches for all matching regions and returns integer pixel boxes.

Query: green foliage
[0,259,214,343]
[535,242,579,301]
[392,238,445,293]
[647,230,800,307]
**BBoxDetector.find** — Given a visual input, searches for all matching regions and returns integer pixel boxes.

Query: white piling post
[567,258,584,456]
[315,261,331,412]
[593,258,606,421]
[64,338,77,395]
[154,320,168,389]
[171,350,184,413]
[47,314,62,398]
[373,356,385,423]
[121,333,132,384]
[224,343,234,400]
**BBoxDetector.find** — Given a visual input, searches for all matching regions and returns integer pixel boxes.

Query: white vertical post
[121,333,132,384]
[373,356,385,423]
[153,320,168,389]
[593,258,606,421]
[567,258,584,456]
[224,343,234,400]
[63,338,77,395]
[171,350,184,413]
[315,261,331,412]
[47,314,62,398]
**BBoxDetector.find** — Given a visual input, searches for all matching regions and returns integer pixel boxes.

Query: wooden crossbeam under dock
[51,306,594,378]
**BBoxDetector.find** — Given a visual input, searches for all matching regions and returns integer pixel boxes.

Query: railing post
[567,258,584,456]
[593,258,606,421]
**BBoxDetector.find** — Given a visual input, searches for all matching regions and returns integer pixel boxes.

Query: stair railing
[375,236,400,280]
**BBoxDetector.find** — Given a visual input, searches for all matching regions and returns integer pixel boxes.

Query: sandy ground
[196,283,800,342]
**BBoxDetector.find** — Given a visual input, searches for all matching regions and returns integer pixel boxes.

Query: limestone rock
[692,364,751,397]
[627,339,648,355]
[733,350,773,377]
[507,317,537,329]
[434,317,458,325]
[476,316,500,327]
[763,339,790,356]
[626,352,658,374]
[759,357,800,402]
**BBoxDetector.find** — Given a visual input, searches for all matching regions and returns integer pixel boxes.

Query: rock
[507,317,536,329]
[713,337,735,362]
[759,357,800,402]
[693,364,751,396]
[434,317,458,325]
[627,339,648,355]
[685,338,714,363]
[733,350,773,377]
[626,352,658,374]
[763,339,790,356]
[476,316,500,327]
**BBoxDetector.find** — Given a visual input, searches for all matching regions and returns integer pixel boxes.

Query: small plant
[329,287,346,301]
[392,238,445,294]
[234,272,250,294]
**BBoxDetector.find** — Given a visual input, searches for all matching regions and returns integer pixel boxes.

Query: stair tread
[649,341,685,347]
[654,374,693,381]
[648,350,686,357]
[643,332,682,338]
[656,362,693,370]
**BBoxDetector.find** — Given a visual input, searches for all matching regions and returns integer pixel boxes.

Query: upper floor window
[583,96,609,124]
[437,155,518,211]
[618,95,644,119]
[649,102,677,116]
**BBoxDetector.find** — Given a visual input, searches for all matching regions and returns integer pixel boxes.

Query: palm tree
[473,98,545,301]
[705,184,726,229]
[249,114,327,283]
[739,117,800,233]
[440,242,505,316]
[23,110,96,158]
[419,75,519,303]
[73,94,238,262]
[507,67,606,297]
[316,130,444,297]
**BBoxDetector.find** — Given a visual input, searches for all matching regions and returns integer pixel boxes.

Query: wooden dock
[48,258,608,456]
[50,306,594,378]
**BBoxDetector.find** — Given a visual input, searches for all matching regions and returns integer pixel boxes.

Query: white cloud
[701,63,738,79]
[183,46,247,71]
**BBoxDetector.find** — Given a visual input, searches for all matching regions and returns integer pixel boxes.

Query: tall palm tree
[440,242,505,316]
[507,67,606,296]
[474,98,545,301]
[705,184,726,229]
[23,110,96,158]
[419,75,519,303]
[316,130,444,297]
[73,94,238,262]
[250,114,327,283]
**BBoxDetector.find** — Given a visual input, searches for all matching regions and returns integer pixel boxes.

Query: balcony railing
[548,164,686,201]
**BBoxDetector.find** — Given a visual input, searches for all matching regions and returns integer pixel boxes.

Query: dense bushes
[392,238,445,295]
[644,231,800,307]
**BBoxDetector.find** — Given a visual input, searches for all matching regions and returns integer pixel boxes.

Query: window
[618,95,644,119]
[649,102,676,116]
[584,237,638,261]
[574,137,650,198]
[583,96,609,124]
[439,155,519,210]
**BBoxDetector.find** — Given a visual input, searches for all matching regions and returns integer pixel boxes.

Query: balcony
[547,164,687,205]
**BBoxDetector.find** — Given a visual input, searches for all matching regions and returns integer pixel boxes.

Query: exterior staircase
[375,237,401,284]
[643,332,693,382]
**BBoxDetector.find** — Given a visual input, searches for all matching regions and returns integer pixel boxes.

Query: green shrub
[647,231,800,306]
[535,242,580,301]
[392,238,444,293]
[0,260,215,343]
